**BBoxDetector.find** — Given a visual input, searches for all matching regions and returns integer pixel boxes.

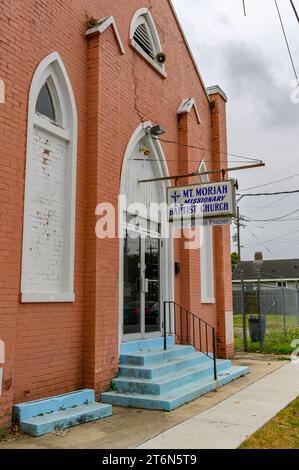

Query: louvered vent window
[133,22,155,60]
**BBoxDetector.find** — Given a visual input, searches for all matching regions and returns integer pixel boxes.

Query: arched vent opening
[130,8,166,76]
[133,22,155,60]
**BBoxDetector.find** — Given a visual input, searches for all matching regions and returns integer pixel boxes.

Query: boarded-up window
[22,53,77,302]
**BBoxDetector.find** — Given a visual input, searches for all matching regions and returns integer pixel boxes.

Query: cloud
[172,0,299,259]
[219,39,299,130]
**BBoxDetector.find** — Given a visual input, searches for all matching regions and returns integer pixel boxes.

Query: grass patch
[234,314,299,354]
[0,427,8,441]
[240,397,299,449]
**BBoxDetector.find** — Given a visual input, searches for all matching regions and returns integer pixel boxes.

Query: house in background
[233,252,299,290]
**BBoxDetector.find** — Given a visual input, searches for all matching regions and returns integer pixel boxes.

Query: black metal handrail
[163,301,217,381]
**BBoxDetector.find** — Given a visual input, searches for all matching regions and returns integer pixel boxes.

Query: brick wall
[0,0,230,425]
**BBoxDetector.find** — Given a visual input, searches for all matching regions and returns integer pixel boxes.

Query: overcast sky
[172,0,299,261]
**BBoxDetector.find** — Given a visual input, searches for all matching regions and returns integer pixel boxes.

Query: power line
[245,228,299,247]
[253,218,299,227]
[242,0,247,16]
[274,0,299,86]
[151,136,262,163]
[247,193,290,217]
[245,229,274,256]
[238,188,299,199]
[243,208,299,222]
[290,0,299,23]
[239,172,299,191]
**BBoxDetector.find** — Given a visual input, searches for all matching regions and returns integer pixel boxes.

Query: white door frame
[122,219,164,342]
[118,122,174,347]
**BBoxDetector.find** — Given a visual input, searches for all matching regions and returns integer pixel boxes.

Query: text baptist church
[174,183,230,215]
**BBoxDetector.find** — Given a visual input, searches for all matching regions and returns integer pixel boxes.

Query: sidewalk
[0,356,290,449]
[137,362,299,449]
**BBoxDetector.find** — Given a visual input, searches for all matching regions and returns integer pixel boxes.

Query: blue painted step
[118,351,210,379]
[102,340,250,411]
[114,360,232,395]
[102,365,249,411]
[120,336,174,354]
[13,389,112,437]
[120,345,195,366]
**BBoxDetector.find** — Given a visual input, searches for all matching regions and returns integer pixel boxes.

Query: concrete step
[13,389,95,421]
[13,389,112,437]
[19,402,112,437]
[120,336,175,354]
[113,359,232,395]
[119,352,211,380]
[120,345,195,366]
[102,365,250,411]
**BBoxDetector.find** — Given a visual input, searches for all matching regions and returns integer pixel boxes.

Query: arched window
[199,161,215,304]
[35,82,56,122]
[130,8,166,77]
[21,52,77,303]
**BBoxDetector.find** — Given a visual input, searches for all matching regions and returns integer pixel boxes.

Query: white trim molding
[177,97,201,124]
[198,161,215,304]
[130,8,167,78]
[21,52,78,303]
[207,85,228,102]
[86,16,125,55]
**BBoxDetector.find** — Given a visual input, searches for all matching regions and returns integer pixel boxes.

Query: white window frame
[21,52,78,303]
[130,7,167,78]
[199,161,215,304]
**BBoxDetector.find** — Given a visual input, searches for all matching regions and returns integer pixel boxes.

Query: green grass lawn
[234,314,299,354]
[240,397,299,449]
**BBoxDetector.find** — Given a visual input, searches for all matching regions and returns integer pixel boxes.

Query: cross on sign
[171,191,181,204]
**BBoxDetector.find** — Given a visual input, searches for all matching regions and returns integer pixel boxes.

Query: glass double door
[123,231,161,338]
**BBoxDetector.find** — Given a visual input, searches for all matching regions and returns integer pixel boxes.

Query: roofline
[236,259,299,263]
[233,279,299,282]
[167,0,210,103]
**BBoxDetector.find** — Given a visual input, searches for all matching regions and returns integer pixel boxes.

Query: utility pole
[237,206,242,262]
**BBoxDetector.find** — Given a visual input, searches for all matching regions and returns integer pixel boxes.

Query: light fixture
[146,124,166,136]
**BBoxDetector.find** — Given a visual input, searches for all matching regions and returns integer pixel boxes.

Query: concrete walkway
[138,362,299,449]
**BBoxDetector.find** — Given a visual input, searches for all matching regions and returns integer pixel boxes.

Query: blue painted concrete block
[20,403,112,437]
[13,389,95,421]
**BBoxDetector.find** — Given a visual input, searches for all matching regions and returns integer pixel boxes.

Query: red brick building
[0,0,234,425]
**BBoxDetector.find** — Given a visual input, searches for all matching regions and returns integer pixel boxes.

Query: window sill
[130,41,167,79]
[201,298,216,305]
[21,292,75,303]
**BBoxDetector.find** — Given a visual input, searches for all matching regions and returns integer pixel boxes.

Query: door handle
[142,278,149,293]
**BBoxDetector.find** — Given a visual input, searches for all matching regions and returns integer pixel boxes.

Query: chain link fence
[233,279,299,354]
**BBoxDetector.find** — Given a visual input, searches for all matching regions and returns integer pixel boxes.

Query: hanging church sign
[167,180,237,226]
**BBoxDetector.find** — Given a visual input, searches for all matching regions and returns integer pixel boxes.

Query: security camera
[155,52,166,64]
